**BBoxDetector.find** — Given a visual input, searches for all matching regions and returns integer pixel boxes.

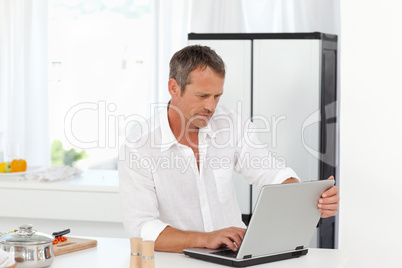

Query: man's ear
[168,78,181,98]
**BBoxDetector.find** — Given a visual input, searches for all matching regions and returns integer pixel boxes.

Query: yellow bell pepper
[0,162,6,173]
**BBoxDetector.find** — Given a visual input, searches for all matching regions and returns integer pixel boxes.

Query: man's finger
[319,194,340,205]
[224,228,244,249]
[238,229,245,240]
[228,227,246,241]
[322,185,339,198]
[228,232,243,249]
[318,203,339,211]
[222,237,237,251]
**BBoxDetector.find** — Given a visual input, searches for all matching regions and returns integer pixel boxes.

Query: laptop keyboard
[211,249,238,258]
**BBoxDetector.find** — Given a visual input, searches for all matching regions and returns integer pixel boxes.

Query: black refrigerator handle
[321,110,327,155]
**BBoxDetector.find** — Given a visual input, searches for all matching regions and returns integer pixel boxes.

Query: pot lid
[0,224,54,245]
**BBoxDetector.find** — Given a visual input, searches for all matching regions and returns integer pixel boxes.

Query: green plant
[51,140,87,167]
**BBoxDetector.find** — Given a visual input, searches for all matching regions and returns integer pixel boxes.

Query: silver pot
[0,224,54,268]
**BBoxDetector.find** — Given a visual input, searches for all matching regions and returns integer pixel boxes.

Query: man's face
[172,66,224,129]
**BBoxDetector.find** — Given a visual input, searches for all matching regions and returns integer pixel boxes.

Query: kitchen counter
[0,169,120,222]
[0,169,118,192]
[0,170,125,238]
[51,237,350,268]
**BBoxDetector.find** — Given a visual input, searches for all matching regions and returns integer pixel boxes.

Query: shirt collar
[159,105,215,152]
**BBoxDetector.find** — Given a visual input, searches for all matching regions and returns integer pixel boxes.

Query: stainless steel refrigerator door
[252,39,321,187]
[252,39,322,248]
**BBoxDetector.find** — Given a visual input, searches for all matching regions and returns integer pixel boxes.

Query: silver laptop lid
[236,180,334,259]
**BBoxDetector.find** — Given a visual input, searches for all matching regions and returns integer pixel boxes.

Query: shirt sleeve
[118,145,169,241]
[234,119,300,192]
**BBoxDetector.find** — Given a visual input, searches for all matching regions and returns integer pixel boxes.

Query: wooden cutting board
[53,237,97,256]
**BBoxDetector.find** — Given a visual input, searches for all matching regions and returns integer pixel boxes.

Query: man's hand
[202,227,246,251]
[155,226,246,253]
[318,176,340,218]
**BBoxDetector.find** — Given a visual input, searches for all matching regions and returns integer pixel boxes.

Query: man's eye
[199,95,208,98]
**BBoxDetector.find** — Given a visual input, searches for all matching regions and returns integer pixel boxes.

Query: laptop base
[184,249,308,267]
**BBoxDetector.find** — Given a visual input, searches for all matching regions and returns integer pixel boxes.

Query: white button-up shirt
[118,104,299,241]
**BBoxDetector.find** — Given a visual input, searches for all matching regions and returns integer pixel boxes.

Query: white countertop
[0,169,118,192]
[0,169,121,223]
[49,237,350,268]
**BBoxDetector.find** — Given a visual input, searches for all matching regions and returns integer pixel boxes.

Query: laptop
[183,180,335,267]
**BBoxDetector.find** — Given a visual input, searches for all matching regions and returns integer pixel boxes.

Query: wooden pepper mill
[130,238,143,268]
[142,241,155,268]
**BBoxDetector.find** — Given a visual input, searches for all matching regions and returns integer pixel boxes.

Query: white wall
[339,1,402,267]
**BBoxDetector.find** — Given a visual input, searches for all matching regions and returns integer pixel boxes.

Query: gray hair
[169,45,225,94]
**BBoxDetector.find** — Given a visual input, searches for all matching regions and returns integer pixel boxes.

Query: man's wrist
[196,231,208,248]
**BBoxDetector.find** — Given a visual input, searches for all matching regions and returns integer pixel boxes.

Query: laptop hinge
[243,254,252,259]
[295,246,304,250]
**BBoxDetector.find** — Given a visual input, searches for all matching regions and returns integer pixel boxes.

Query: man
[119,45,339,253]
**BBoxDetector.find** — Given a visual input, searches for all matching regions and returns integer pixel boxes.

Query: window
[48,0,153,169]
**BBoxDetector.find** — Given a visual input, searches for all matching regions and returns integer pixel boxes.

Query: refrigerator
[188,32,339,249]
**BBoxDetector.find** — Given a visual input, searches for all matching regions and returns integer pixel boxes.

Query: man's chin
[190,118,210,128]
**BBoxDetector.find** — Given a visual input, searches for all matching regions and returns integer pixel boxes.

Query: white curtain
[151,0,190,104]
[189,0,339,34]
[0,0,49,167]
[189,0,247,32]
[242,0,340,34]
[151,0,340,106]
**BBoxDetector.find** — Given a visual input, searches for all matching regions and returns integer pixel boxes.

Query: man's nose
[204,97,216,112]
